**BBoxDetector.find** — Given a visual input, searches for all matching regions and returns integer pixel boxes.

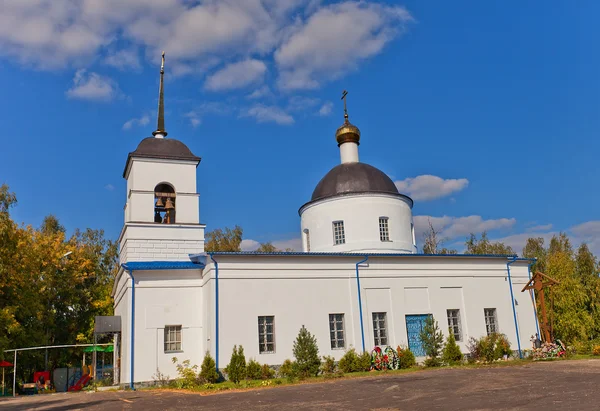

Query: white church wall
[300,194,415,253]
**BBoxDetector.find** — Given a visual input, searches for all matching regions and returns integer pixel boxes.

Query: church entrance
[405,314,430,357]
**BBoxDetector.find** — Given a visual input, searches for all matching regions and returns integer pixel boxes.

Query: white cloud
[287,96,320,111]
[241,239,260,251]
[184,101,231,127]
[204,59,267,91]
[65,69,121,102]
[105,48,141,70]
[273,237,302,251]
[318,101,333,116]
[395,175,469,201]
[242,104,294,125]
[123,114,150,130]
[526,224,553,232]
[571,221,600,238]
[247,86,272,99]
[414,215,516,241]
[275,2,412,89]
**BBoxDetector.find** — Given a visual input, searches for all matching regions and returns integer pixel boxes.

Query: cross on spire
[153,51,167,138]
[341,90,349,122]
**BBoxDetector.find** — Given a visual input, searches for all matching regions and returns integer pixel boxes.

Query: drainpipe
[527,260,541,338]
[122,264,136,390]
[355,256,368,353]
[506,257,522,359]
[209,254,219,371]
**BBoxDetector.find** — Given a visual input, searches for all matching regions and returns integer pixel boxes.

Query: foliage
[261,364,275,379]
[420,316,444,367]
[204,225,243,252]
[246,358,262,380]
[396,346,416,369]
[278,359,296,381]
[256,242,278,252]
[292,325,321,378]
[494,334,512,359]
[199,352,219,384]
[593,346,600,356]
[465,232,514,255]
[171,357,199,388]
[466,333,512,363]
[357,351,373,371]
[338,348,371,373]
[152,369,171,387]
[320,355,341,378]
[225,345,246,384]
[0,185,117,378]
[442,332,463,365]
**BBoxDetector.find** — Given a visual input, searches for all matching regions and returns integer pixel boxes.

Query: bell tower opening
[154,183,176,224]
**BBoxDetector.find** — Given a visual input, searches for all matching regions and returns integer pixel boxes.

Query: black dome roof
[123,137,200,176]
[306,162,412,206]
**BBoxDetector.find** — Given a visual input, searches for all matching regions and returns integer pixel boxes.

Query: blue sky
[1,0,599,254]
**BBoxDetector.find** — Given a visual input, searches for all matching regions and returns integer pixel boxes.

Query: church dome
[309,162,412,205]
[123,137,200,176]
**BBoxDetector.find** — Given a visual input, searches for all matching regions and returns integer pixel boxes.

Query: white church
[111,55,538,386]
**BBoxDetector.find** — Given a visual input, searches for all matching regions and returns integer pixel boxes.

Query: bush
[467,333,512,363]
[338,348,360,373]
[396,346,416,369]
[278,359,296,381]
[171,357,199,388]
[292,325,321,378]
[199,352,219,384]
[442,332,463,365]
[494,334,512,359]
[225,345,247,384]
[420,316,444,367]
[246,359,262,380]
[593,346,600,356]
[261,364,275,379]
[357,351,373,371]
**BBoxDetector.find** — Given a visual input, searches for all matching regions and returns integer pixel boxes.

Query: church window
[258,316,275,354]
[329,314,345,349]
[484,308,498,335]
[154,183,176,224]
[372,312,388,346]
[164,325,182,352]
[447,309,462,341]
[333,221,345,245]
[379,217,390,242]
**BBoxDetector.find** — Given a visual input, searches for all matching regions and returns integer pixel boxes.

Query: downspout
[209,254,219,371]
[506,257,522,359]
[527,260,541,338]
[355,256,368,353]
[122,264,136,390]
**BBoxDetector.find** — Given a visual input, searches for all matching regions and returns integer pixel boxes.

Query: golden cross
[341,90,348,119]
[161,51,165,73]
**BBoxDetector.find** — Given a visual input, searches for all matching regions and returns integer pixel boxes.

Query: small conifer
[442,331,463,365]
[292,325,321,378]
[199,351,219,383]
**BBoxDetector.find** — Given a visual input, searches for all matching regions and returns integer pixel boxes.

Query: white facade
[300,193,416,253]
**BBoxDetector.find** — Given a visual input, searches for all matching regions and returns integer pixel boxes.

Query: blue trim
[507,257,522,359]
[121,264,136,390]
[527,261,541,338]
[124,261,202,270]
[209,254,220,371]
[192,251,526,259]
[355,256,368,353]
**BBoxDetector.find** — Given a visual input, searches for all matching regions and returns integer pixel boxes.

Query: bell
[165,198,175,209]
[155,197,165,208]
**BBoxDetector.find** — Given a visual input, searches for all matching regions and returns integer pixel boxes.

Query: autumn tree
[256,242,278,252]
[204,225,243,252]
[422,219,457,254]
[465,232,514,255]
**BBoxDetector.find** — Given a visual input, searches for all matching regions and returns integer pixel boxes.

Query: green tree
[205,226,243,252]
[442,331,463,365]
[255,242,278,252]
[420,316,444,367]
[292,325,321,378]
[199,352,219,383]
[523,237,547,273]
[225,345,246,383]
[465,232,514,255]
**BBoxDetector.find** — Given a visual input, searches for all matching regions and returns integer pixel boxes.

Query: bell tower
[119,52,205,263]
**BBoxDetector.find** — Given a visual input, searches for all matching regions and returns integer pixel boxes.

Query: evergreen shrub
[420,316,444,367]
[261,364,275,379]
[199,352,219,384]
[278,359,296,381]
[225,345,247,383]
[442,332,463,365]
[292,325,321,378]
[246,359,262,380]
[396,346,416,369]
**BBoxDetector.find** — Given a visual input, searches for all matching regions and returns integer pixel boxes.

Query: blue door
[405,314,430,357]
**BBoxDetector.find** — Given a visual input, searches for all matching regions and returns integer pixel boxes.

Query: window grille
[164,325,182,352]
[484,308,498,335]
[446,309,462,341]
[329,314,345,349]
[258,316,275,353]
[372,312,388,346]
[379,217,390,242]
[333,221,345,245]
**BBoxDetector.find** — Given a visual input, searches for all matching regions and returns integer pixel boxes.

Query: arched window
[154,183,176,224]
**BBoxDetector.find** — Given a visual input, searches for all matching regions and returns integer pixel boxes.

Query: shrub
[494,334,512,359]
[152,369,170,387]
[246,359,262,380]
[292,325,321,378]
[261,364,275,379]
[278,359,296,381]
[225,345,247,384]
[396,346,416,369]
[338,348,360,373]
[357,351,373,371]
[593,346,600,356]
[198,352,219,384]
[171,357,199,388]
[420,316,444,367]
[442,332,463,365]
[467,333,512,363]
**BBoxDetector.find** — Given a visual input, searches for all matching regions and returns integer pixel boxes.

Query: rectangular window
[333,221,345,245]
[379,217,390,242]
[446,309,462,341]
[164,325,182,352]
[372,312,388,346]
[484,308,498,335]
[329,314,345,349]
[258,316,275,353]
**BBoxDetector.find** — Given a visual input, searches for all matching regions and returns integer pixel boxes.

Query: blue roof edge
[122,261,204,271]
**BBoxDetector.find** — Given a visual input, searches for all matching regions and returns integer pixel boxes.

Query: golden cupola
[335,90,361,146]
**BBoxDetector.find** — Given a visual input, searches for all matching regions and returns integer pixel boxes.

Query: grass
[140,355,600,396]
